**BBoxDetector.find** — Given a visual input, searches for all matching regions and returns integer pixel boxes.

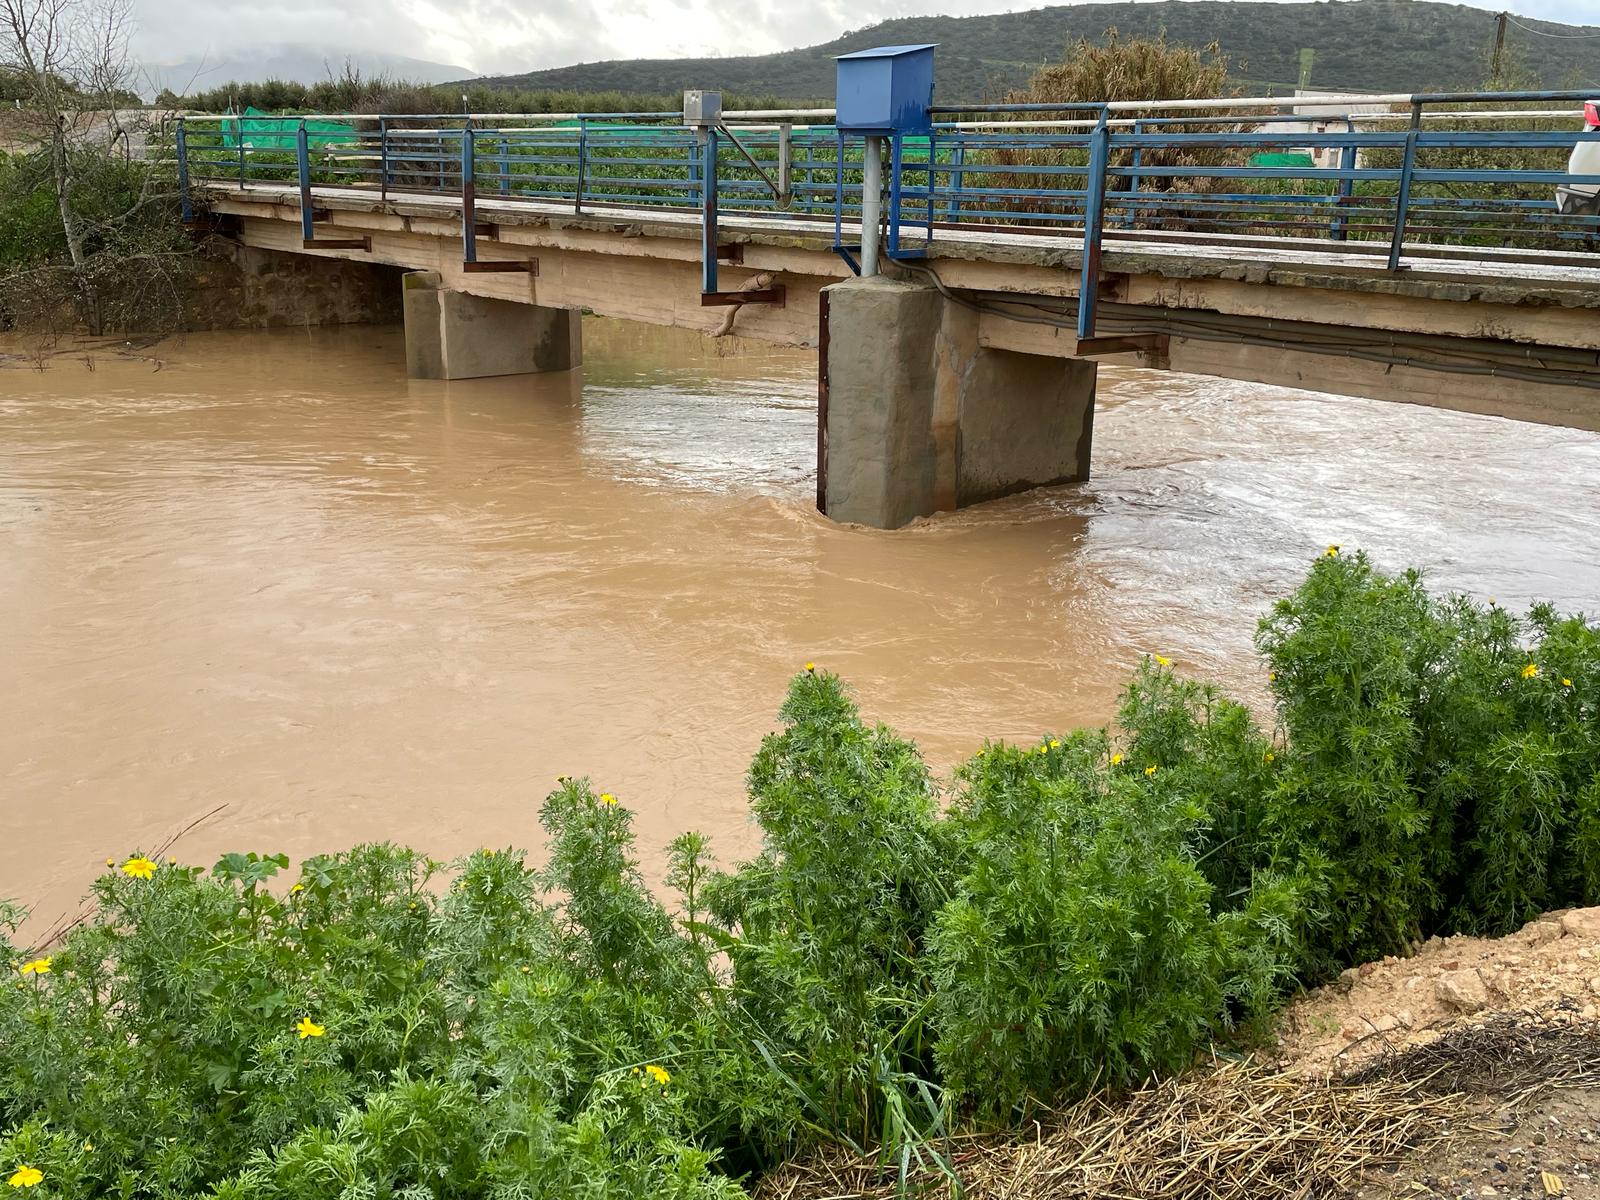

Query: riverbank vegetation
[0,0,194,334]
[3,551,1597,1197]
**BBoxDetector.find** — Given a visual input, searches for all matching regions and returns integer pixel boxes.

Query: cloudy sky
[131,0,1600,78]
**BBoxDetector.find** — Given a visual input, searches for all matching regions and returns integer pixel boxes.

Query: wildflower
[104,858,114,867]
[1154,654,1171,667]
[1268,671,1277,682]
[1265,751,1276,764]
[643,1064,671,1086]
[520,965,530,974]
[1049,739,1060,750]
[1563,678,1574,688]
[8,1166,42,1189]
[600,792,618,806]
[16,958,50,977]
[1144,765,1158,777]
[120,856,157,880]
[1521,663,1540,680]
[1325,545,1340,557]
[1110,753,1124,765]
[167,857,177,865]
[805,662,815,672]
[81,1142,91,1153]
[295,1017,326,1039]
[290,883,304,894]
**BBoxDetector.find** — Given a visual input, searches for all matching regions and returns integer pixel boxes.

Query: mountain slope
[465,1,1600,100]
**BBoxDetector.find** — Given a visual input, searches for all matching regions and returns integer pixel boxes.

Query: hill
[463,1,1600,101]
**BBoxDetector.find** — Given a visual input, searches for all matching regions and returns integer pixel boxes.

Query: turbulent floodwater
[4,319,1599,928]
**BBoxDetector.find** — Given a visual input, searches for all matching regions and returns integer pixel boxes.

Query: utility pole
[1491,10,1508,84]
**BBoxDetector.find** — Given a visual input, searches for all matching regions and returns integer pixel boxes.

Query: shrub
[0,553,1596,1196]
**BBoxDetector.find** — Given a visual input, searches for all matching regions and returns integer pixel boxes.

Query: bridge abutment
[823,275,1095,529]
[402,272,581,381]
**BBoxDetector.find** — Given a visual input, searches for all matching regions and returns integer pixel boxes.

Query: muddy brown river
[4,319,1599,929]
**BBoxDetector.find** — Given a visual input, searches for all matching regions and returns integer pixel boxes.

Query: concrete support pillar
[822,275,1095,529]
[402,271,581,380]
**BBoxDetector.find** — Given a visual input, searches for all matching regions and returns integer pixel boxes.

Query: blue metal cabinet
[834,44,936,135]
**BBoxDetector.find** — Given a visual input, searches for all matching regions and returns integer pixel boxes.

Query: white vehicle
[1556,100,1600,216]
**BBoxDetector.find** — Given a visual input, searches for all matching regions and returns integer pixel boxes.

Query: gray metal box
[683,90,723,126]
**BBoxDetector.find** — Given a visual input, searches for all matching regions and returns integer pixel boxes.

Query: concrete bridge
[182,83,1600,528]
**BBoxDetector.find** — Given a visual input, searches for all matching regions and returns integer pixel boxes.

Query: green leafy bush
[1,553,1596,1196]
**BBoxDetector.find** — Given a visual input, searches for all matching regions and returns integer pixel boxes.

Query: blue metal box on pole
[834,44,936,134]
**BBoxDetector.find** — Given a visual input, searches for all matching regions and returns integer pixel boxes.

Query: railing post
[175,118,192,223]
[379,117,389,201]
[1332,118,1355,242]
[700,127,718,292]
[687,137,700,206]
[946,141,964,222]
[925,130,935,242]
[236,111,246,189]
[296,119,314,243]
[1076,109,1111,340]
[886,133,904,257]
[575,118,588,212]
[1121,119,1143,229]
[1386,101,1422,270]
[461,123,478,263]
[499,137,510,195]
[778,121,792,205]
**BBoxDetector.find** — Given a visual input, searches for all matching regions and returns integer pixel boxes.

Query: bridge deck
[213,181,1600,301]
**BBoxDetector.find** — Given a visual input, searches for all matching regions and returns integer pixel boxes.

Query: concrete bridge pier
[823,275,1096,529]
[402,271,581,380]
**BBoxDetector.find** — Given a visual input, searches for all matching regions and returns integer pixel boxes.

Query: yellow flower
[1521,663,1539,680]
[295,1017,326,1039]
[1265,751,1276,764]
[104,858,114,867]
[600,793,618,806]
[1049,739,1060,750]
[1563,678,1574,688]
[805,662,815,672]
[290,883,304,894]
[1144,765,1158,777]
[81,1142,91,1153]
[16,958,50,977]
[1154,654,1171,667]
[1110,753,1123,765]
[120,856,157,880]
[643,1064,671,1086]
[7,1166,42,1189]
[1268,671,1277,682]
[1325,545,1340,557]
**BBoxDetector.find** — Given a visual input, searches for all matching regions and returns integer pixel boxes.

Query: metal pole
[575,117,588,211]
[176,118,192,223]
[1122,120,1143,229]
[499,137,510,195]
[379,117,389,201]
[701,127,718,293]
[1332,118,1355,242]
[1387,101,1422,270]
[861,134,883,277]
[296,120,313,243]
[778,122,792,205]
[1076,110,1111,340]
[461,125,477,263]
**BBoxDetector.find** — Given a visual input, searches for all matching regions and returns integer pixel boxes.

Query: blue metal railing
[172,90,1600,336]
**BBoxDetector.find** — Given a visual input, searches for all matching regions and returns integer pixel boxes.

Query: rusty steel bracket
[302,237,371,251]
[461,259,539,274]
[700,287,785,308]
[1073,333,1169,358]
